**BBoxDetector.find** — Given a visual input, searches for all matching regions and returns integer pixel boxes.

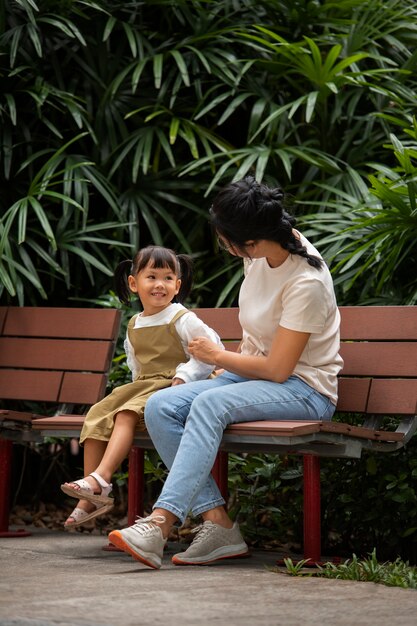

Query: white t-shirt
[238,234,343,404]
[124,303,224,383]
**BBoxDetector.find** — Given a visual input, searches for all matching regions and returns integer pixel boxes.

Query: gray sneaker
[172,520,249,565]
[108,515,167,569]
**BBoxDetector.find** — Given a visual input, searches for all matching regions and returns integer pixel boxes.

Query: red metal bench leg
[0,438,31,537]
[303,454,321,563]
[212,451,228,506]
[128,446,145,525]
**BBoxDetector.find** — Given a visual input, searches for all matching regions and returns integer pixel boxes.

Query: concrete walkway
[0,528,416,626]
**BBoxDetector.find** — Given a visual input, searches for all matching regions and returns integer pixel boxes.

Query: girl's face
[128,261,181,316]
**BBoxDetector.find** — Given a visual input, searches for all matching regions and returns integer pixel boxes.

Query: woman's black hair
[210,175,322,269]
[114,245,194,305]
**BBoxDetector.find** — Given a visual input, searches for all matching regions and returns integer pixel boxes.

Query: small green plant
[283,557,314,576]
[278,550,417,589]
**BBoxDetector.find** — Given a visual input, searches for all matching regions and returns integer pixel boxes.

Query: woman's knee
[186,389,229,430]
[144,386,189,430]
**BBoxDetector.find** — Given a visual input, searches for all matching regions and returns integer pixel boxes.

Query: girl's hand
[188,337,222,365]
[171,377,185,386]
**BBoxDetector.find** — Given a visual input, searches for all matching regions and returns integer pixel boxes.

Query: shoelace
[189,522,214,545]
[130,514,166,536]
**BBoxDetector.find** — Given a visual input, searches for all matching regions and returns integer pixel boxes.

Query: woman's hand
[188,337,222,365]
[171,377,185,386]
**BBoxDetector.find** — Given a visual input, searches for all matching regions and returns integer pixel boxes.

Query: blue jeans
[144,371,335,524]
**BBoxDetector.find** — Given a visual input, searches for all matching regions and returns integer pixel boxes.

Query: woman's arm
[188,325,310,383]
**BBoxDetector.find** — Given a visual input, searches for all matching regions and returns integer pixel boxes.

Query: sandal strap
[89,471,112,493]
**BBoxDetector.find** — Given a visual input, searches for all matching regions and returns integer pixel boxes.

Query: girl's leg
[64,438,107,523]
[64,410,138,523]
[152,375,335,529]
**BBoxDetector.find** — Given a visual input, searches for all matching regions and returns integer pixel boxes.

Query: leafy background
[2,0,417,562]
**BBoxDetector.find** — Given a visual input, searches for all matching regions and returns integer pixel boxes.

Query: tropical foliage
[1,0,417,305]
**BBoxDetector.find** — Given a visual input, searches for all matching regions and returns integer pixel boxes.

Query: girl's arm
[174,312,225,382]
[188,325,310,383]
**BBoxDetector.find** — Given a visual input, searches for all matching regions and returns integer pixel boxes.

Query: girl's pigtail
[114,259,133,305]
[176,254,194,303]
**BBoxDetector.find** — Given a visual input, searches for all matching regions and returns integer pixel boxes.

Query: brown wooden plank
[194,308,241,340]
[0,338,113,372]
[59,372,107,405]
[32,414,85,430]
[340,342,417,377]
[225,420,403,442]
[367,379,417,414]
[0,409,34,423]
[336,378,371,412]
[0,370,62,401]
[4,307,121,340]
[340,306,417,340]
[225,420,321,437]
[318,421,403,441]
[195,306,417,341]
[0,307,8,335]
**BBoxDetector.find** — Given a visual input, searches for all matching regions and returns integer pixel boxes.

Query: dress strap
[169,308,190,325]
[127,313,140,330]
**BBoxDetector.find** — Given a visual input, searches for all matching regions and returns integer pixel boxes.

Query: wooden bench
[0,306,122,537]
[3,306,417,563]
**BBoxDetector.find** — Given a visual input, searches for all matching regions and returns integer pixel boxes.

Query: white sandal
[64,501,114,529]
[61,471,113,505]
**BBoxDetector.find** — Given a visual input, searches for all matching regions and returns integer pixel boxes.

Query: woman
[109,176,343,569]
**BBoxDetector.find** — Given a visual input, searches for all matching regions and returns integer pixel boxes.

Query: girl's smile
[128,264,181,316]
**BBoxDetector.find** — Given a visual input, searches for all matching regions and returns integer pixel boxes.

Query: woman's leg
[144,373,241,532]
[152,375,335,527]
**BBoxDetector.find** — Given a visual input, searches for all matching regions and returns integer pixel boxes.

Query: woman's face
[217,234,256,258]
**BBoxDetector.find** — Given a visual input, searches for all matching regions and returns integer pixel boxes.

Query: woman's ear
[128,275,138,293]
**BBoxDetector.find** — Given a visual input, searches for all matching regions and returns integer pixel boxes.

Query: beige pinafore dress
[79,309,189,444]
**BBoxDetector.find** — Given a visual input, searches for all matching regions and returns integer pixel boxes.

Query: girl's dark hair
[114,245,193,305]
[210,175,322,269]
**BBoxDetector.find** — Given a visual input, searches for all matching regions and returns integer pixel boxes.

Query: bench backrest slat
[193,306,417,417]
[339,306,417,340]
[0,307,121,407]
[3,307,120,340]
[339,342,417,377]
[0,338,114,372]
[0,307,8,334]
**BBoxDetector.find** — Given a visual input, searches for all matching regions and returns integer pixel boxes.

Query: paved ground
[0,527,416,626]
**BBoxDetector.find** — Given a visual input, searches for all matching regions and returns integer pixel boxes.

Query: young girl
[61,245,223,528]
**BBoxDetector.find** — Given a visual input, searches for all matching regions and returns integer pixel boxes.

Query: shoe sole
[64,503,114,529]
[108,530,161,570]
[61,484,113,506]
[172,547,250,566]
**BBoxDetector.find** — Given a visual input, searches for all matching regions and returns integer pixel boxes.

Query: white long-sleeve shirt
[124,303,224,383]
